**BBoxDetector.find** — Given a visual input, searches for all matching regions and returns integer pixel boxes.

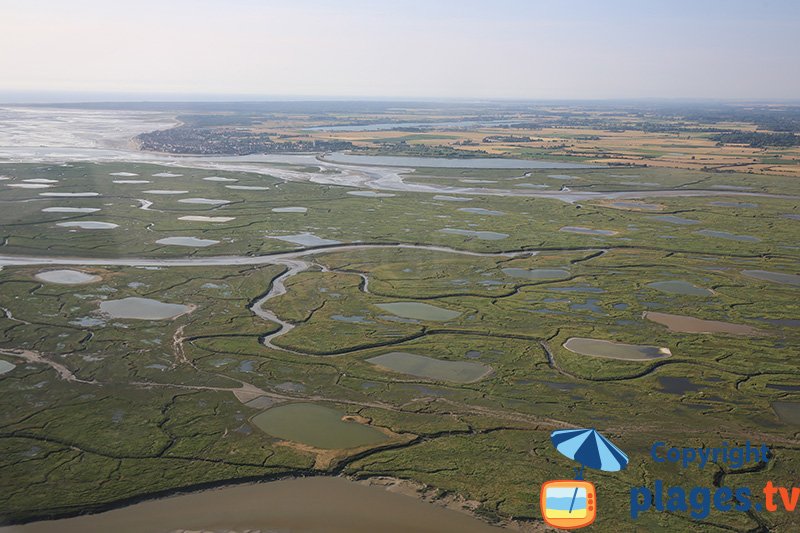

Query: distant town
[136,126,353,155]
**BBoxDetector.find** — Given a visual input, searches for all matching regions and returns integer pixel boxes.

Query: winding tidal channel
[2,145,798,203]
[0,243,536,352]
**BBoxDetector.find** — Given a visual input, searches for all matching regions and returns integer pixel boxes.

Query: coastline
[0,473,545,532]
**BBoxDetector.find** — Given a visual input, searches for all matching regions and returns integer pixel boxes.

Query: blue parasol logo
[551,428,629,479]
[540,428,628,529]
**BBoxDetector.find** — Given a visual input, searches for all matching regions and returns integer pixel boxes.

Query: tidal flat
[0,156,798,533]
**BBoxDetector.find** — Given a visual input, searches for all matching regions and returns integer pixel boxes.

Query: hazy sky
[1,0,799,100]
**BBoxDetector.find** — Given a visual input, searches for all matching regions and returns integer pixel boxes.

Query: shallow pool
[251,403,389,449]
[367,352,491,383]
[563,337,671,361]
[156,236,220,247]
[35,269,101,285]
[376,302,461,321]
[57,221,118,229]
[99,297,192,320]
[646,280,713,296]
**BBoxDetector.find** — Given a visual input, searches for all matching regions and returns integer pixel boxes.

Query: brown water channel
[0,477,501,533]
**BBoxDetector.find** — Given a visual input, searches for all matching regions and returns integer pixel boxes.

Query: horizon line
[2,93,800,106]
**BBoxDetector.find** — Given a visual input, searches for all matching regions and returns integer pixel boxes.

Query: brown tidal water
[0,477,501,533]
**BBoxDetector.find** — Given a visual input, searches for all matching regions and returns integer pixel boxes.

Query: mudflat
[0,477,501,533]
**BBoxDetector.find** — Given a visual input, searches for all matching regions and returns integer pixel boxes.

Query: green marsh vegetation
[0,160,798,531]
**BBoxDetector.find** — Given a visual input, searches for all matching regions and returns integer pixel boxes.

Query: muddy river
[0,477,500,533]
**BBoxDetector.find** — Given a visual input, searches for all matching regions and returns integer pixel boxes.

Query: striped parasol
[550,428,628,514]
[551,428,629,475]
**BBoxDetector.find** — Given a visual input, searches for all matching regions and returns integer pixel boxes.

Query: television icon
[540,480,596,530]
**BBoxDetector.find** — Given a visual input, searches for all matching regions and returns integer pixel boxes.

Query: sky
[1,0,799,101]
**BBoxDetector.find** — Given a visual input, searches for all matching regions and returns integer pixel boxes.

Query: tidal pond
[156,236,220,247]
[332,314,373,324]
[658,377,703,395]
[271,233,341,246]
[0,360,16,375]
[152,172,183,177]
[226,185,269,190]
[367,352,492,383]
[178,216,235,222]
[376,302,461,321]
[742,270,800,286]
[765,384,800,392]
[644,311,764,336]
[99,297,192,320]
[7,183,51,188]
[694,229,760,242]
[40,192,99,197]
[251,403,388,449]
[41,207,100,213]
[35,269,101,285]
[646,280,713,296]
[773,402,800,425]
[272,206,308,213]
[347,190,396,198]
[563,337,671,361]
[57,221,118,229]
